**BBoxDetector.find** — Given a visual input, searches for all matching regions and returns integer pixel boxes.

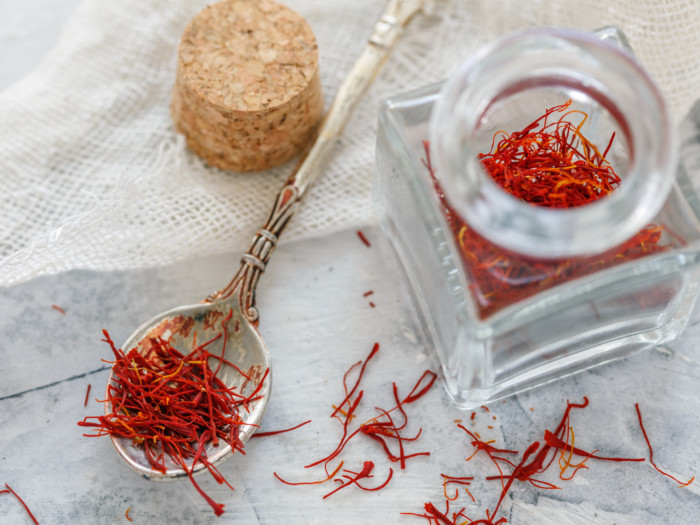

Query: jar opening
[473,85,632,211]
[430,28,677,259]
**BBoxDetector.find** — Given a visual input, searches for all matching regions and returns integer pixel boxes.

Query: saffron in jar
[424,100,671,318]
[78,310,268,516]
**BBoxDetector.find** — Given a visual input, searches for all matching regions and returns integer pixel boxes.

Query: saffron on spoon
[78,310,267,516]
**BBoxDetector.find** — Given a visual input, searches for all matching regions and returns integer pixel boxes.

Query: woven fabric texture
[2,0,699,287]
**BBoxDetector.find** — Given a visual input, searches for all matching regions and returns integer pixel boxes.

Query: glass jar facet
[375,29,700,409]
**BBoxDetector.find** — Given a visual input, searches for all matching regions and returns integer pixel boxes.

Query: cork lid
[172,0,323,172]
[178,0,320,112]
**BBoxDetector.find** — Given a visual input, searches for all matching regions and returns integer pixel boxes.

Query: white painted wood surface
[1,3,699,524]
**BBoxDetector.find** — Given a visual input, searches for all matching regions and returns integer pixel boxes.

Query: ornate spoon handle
[291,0,427,195]
[210,0,428,321]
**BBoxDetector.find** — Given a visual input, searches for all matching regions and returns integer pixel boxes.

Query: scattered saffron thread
[273,343,436,498]
[125,506,133,522]
[275,461,345,486]
[83,383,92,407]
[1,484,39,525]
[441,474,475,502]
[478,100,620,208]
[356,230,371,247]
[635,403,695,487]
[401,500,469,525]
[51,304,66,314]
[329,343,380,419]
[406,397,693,524]
[252,419,312,438]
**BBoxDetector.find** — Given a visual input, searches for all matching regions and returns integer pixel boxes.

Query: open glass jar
[375,27,700,409]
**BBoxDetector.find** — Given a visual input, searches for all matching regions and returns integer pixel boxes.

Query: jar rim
[429,27,678,259]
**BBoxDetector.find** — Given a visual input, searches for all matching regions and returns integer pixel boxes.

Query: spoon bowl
[107,294,271,480]
[105,0,428,480]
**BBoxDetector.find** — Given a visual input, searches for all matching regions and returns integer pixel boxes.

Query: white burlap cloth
[2,0,699,288]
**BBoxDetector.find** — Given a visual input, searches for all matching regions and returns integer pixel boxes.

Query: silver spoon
[107,0,429,480]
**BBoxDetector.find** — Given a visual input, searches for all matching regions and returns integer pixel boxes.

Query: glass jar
[375,27,700,409]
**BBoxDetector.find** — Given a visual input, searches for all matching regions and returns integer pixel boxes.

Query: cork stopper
[171,0,323,172]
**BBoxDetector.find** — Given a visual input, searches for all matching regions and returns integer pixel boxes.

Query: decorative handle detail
[207,0,427,323]
[206,185,300,323]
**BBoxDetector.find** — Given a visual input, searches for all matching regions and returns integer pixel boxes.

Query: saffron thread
[83,383,92,407]
[1,484,39,525]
